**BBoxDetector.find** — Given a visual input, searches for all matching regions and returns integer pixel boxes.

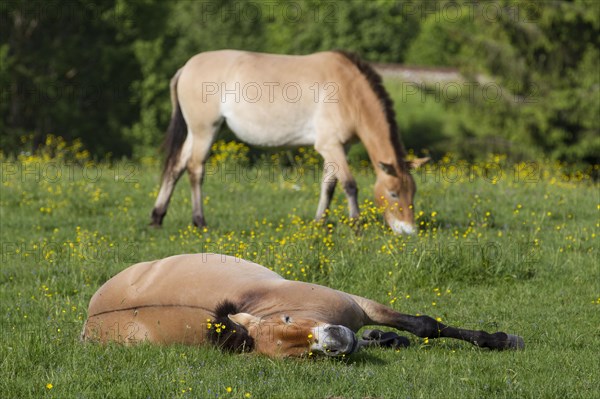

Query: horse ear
[378,161,397,176]
[228,313,260,328]
[408,157,430,170]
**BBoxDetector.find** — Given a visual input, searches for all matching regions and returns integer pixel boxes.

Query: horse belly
[226,115,316,147]
[223,103,317,147]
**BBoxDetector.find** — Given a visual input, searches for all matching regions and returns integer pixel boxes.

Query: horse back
[86,254,282,318]
[181,49,355,84]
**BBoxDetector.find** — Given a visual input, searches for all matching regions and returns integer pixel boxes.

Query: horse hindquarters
[82,306,211,346]
[82,311,152,345]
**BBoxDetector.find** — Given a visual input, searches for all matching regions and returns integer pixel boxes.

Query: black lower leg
[150,169,185,227]
[343,180,359,219]
[315,177,337,220]
[343,180,357,199]
[394,314,522,350]
[321,179,337,215]
[150,208,166,226]
[325,179,337,201]
[192,215,206,228]
[361,329,410,349]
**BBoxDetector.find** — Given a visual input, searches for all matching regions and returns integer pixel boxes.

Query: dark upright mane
[208,301,254,352]
[334,50,407,164]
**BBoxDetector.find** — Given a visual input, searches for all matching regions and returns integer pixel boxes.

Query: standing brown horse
[82,254,524,358]
[150,50,429,234]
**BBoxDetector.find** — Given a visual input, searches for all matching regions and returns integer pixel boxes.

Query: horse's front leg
[350,295,524,350]
[314,143,359,220]
[315,169,337,220]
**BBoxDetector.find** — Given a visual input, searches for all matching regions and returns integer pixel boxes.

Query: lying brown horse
[82,254,524,357]
[150,50,429,234]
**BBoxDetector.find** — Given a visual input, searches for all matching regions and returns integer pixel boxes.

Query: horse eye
[283,316,291,324]
[389,191,399,199]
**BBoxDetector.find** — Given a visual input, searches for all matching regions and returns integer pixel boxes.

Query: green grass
[1,146,599,398]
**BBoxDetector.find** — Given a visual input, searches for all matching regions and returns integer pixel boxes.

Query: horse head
[211,302,357,357]
[374,157,430,234]
[229,312,357,358]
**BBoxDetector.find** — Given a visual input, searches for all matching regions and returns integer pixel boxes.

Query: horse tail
[162,68,187,177]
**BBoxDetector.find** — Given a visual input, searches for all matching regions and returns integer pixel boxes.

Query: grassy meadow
[1,137,599,398]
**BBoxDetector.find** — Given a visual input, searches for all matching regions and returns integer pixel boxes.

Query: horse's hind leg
[187,124,219,228]
[350,295,524,350]
[151,134,192,226]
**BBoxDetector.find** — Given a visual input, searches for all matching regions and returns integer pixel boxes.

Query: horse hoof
[192,218,206,229]
[388,335,410,348]
[505,334,525,350]
[362,329,383,340]
[361,329,410,349]
[150,209,165,227]
[149,221,163,228]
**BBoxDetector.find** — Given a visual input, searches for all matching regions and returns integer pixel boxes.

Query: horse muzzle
[388,218,416,235]
[311,324,358,356]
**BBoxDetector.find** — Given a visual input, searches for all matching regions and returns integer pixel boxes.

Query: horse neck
[246,281,351,317]
[355,114,406,176]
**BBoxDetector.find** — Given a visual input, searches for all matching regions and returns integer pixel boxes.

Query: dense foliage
[2,0,598,163]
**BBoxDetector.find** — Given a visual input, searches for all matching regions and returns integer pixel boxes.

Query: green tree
[1,0,141,156]
[404,0,599,163]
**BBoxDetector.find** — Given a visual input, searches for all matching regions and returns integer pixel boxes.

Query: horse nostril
[325,326,338,334]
